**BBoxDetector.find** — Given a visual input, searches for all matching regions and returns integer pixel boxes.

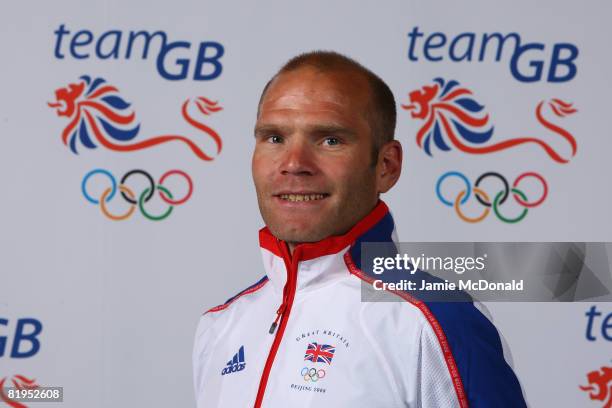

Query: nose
[280,138,315,176]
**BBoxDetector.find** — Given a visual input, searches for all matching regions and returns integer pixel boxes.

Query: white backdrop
[1,1,611,407]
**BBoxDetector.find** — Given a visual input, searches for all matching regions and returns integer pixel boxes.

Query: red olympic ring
[300,367,326,382]
[158,170,193,205]
[512,172,548,208]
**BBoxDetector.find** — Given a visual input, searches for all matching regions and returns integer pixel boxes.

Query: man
[193,51,526,407]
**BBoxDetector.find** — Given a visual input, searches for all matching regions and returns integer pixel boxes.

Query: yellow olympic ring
[437,171,548,223]
[100,186,136,221]
[83,169,194,221]
[300,367,326,382]
[454,187,490,223]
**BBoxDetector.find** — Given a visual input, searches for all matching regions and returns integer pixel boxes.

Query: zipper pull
[269,303,286,334]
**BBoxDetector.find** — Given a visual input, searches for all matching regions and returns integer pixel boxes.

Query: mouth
[401,102,422,118]
[47,99,68,115]
[274,193,329,203]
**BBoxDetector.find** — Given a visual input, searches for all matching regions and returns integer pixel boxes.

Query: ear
[376,140,403,194]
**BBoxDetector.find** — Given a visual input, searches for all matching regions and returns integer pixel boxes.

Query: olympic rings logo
[82,169,193,221]
[435,171,548,224]
[301,367,326,382]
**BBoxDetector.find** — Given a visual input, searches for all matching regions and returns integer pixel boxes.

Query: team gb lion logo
[402,78,577,164]
[47,75,222,161]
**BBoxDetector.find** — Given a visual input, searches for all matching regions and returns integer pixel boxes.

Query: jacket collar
[258,200,396,293]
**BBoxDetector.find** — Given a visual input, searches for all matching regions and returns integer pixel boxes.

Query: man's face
[252,67,380,244]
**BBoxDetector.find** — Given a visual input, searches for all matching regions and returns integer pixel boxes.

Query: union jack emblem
[304,342,335,365]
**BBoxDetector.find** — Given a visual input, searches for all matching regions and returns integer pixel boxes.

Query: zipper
[269,302,286,334]
[254,240,300,408]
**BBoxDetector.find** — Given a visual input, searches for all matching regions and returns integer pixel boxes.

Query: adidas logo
[221,345,246,376]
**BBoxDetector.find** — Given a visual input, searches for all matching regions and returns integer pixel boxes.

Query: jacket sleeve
[192,313,215,407]
[418,322,468,407]
[425,301,528,407]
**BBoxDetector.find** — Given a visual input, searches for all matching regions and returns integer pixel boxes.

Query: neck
[285,202,382,256]
[288,242,297,254]
[259,201,392,269]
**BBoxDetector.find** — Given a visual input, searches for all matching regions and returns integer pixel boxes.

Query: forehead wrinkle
[254,120,357,139]
[259,109,353,127]
[257,68,372,140]
[257,110,357,134]
[260,91,352,114]
[261,69,368,109]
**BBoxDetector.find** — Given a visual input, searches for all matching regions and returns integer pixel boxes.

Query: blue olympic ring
[435,171,548,224]
[300,367,326,382]
[436,171,471,207]
[81,169,117,204]
[81,168,193,221]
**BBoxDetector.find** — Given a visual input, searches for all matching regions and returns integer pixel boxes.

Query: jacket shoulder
[204,275,269,315]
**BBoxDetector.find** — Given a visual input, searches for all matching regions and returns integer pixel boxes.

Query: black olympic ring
[436,171,549,224]
[81,169,194,221]
[474,172,509,207]
[120,169,155,204]
[301,367,326,382]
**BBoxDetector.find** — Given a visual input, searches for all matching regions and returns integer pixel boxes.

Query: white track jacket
[193,201,526,407]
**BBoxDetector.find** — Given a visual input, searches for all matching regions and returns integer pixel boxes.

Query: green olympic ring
[493,188,528,224]
[301,367,326,382]
[139,186,174,221]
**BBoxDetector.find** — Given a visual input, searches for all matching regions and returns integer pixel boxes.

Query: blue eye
[323,137,340,146]
[268,135,283,144]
